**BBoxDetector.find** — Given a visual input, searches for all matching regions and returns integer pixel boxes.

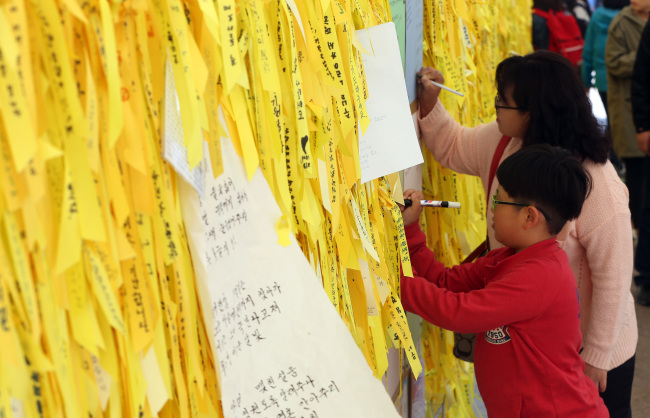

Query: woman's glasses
[494,95,522,111]
[491,192,552,222]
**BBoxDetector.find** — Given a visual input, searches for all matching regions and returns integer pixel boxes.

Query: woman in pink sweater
[417,50,637,417]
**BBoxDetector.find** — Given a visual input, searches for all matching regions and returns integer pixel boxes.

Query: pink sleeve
[572,163,635,369]
[418,101,504,188]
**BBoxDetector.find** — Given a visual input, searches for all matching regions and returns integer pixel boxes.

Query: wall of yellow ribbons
[419,0,532,415]
[0,0,531,416]
[0,0,416,416]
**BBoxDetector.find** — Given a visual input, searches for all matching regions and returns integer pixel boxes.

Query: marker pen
[403,199,461,209]
[416,74,464,97]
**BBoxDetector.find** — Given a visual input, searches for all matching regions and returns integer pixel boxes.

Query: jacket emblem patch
[485,326,511,344]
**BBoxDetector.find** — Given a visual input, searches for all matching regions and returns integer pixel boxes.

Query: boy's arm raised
[404,222,485,292]
[401,260,558,334]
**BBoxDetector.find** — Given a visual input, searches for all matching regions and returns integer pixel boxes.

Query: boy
[400,145,608,416]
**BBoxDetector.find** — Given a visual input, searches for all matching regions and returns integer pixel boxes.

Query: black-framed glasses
[491,192,552,222]
[494,95,522,111]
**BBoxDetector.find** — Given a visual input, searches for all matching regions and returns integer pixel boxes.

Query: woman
[417,50,637,417]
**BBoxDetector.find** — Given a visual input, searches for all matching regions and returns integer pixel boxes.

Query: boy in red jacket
[401,145,608,417]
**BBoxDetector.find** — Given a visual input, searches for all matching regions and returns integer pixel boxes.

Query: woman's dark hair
[496,50,610,163]
[533,0,564,11]
[496,144,593,235]
[602,0,629,9]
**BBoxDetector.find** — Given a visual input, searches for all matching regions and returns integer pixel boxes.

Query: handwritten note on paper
[163,58,205,197]
[179,138,400,418]
[356,23,423,184]
[404,0,423,104]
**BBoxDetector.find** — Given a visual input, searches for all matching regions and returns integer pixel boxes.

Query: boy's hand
[400,189,425,226]
[417,67,444,118]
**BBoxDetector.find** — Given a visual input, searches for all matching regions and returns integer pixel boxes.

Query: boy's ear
[522,206,542,231]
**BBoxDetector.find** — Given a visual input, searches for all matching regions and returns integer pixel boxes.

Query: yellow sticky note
[389,204,413,277]
[275,215,292,247]
[368,315,388,378]
[0,124,25,211]
[98,0,124,148]
[385,292,422,377]
[0,11,37,171]
[66,130,107,242]
[0,265,23,367]
[229,86,259,180]
[142,346,169,415]
[86,247,126,335]
[349,198,379,262]
[358,259,379,317]
[4,211,41,338]
[217,0,244,93]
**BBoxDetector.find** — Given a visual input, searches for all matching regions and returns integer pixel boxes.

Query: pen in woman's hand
[416,74,464,97]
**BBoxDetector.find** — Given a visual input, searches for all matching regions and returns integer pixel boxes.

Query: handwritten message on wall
[180,137,401,418]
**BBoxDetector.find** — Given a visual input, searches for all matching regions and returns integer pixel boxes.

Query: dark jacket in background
[632,21,650,133]
[605,6,646,158]
[533,13,551,50]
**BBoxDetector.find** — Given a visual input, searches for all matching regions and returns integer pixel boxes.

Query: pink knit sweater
[419,102,638,370]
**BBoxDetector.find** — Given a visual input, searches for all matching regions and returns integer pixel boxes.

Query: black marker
[403,199,461,209]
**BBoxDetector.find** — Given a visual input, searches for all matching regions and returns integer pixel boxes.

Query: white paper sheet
[357,23,423,184]
[179,137,400,418]
[163,58,205,197]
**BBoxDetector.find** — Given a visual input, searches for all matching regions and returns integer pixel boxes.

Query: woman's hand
[400,189,425,226]
[417,67,444,118]
[637,131,650,156]
[584,363,608,392]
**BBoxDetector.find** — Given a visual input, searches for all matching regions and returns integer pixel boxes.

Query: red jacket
[401,223,608,417]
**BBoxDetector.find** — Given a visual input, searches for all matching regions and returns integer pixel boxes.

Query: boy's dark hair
[495,51,611,164]
[602,0,629,9]
[496,144,592,235]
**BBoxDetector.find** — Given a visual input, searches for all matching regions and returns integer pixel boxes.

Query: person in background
[632,21,650,305]
[533,0,570,50]
[605,0,650,233]
[567,0,593,36]
[400,145,607,417]
[582,0,629,172]
[417,50,637,417]
[533,0,586,67]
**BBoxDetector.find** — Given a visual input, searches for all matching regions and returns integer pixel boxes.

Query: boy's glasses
[491,192,552,222]
[494,95,522,111]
